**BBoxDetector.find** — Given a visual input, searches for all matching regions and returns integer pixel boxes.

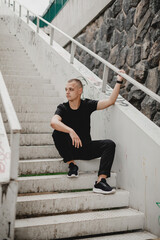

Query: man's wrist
[116,80,123,84]
[68,128,74,134]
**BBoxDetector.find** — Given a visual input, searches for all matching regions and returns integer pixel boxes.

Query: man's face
[65,81,82,101]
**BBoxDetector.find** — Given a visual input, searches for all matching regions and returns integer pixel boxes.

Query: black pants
[52,131,116,177]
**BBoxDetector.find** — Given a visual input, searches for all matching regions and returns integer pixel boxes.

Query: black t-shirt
[54,98,98,143]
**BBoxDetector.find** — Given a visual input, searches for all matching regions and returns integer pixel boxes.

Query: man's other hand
[117,69,125,81]
[69,130,82,148]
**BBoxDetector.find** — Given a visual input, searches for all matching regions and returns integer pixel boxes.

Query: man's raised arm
[97,69,125,110]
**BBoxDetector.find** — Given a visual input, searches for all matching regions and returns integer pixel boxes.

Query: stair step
[19,145,59,160]
[81,231,157,240]
[0,55,31,61]
[0,62,35,68]
[0,59,34,64]
[5,122,53,133]
[15,208,144,239]
[0,43,23,47]
[0,47,24,50]
[4,112,54,122]
[2,78,50,85]
[8,87,58,96]
[4,82,55,90]
[1,70,40,76]
[10,96,63,105]
[0,65,38,71]
[19,133,53,146]
[3,104,57,114]
[18,172,116,193]
[18,158,101,175]
[0,50,27,53]
[0,52,29,56]
[16,189,129,218]
[7,133,53,146]
[3,74,48,81]
[0,59,31,63]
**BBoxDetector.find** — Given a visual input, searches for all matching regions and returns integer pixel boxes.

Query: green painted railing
[33,0,68,28]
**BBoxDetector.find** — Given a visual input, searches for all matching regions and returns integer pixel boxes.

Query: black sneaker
[93,178,116,194]
[67,163,79,178]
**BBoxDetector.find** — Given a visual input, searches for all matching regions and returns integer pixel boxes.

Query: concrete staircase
[0,19,157,240]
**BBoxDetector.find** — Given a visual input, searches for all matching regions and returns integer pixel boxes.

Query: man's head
[65,79,83,101]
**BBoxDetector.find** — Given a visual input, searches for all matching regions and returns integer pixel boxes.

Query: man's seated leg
[94,140,116,194]
[52,131,79,177]
[81,140,116,194]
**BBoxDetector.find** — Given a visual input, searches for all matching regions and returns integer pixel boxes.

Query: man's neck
[69,98,81,110]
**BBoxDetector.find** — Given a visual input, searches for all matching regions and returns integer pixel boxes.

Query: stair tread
[19,158,63,163]
[18,172,116,181]
[17,172,116,193]
[18,158,103,174]
[15,208,144,227]
[17,189,128,202]
[82,231,157,240]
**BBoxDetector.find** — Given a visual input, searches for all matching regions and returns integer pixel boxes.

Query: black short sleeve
[85,99,98,113]
[54,104,65,119]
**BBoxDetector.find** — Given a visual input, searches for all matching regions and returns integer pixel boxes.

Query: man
[51,70,125,194]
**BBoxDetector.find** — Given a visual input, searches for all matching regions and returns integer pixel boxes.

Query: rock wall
[68,0,160,126]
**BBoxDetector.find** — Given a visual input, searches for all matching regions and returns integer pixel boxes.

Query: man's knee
[110,140,116,149]
[52,131,71,149]
[105,139,116,153]
[52,131,69,142]
[104,140,116,151]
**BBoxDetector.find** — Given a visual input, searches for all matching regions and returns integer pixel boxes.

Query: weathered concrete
[3,112,54,123]
[16,189,129,217]
[18,133,53,146]
[18,158,100,175]
[0,181,18,240]
[2,103,57,114]
[82,231,157,240]
[5,122,53,134]
[19,145,59,160]
[17,172,117,193]
[15,208,144,239]
[3,75,49,83]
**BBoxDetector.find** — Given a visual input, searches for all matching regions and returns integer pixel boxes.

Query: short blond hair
[68,78,83,89]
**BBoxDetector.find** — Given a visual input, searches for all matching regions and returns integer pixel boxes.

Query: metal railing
[4,0,160,104]
[0,71,21,183]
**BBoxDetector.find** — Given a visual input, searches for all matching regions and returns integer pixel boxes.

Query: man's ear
[79,87,83,95]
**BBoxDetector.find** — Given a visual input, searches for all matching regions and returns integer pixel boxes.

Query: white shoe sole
[93,187,116,194]
[67,174,79,178]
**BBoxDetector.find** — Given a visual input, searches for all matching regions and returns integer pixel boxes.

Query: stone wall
[68,0,160,126]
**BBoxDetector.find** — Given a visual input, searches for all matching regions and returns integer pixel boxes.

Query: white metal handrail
[5,0,160,104]
[0,71,21,182]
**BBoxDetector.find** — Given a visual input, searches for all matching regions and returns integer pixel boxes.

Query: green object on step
[20,172,67,177]
[33,0,68,28]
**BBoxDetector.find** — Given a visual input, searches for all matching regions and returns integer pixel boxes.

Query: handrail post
[10,131,20,180]
[19,5,21,17]
[8,0,10,7]
[27,10,29,24]
[102,65,109,93]
[13,0,15,12]
[70,42,76,64]
[50,27,54,45]
[37,17,39,33]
